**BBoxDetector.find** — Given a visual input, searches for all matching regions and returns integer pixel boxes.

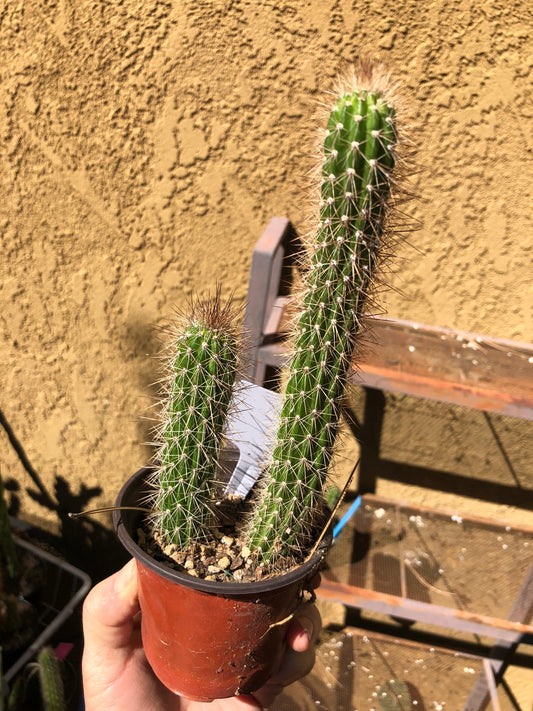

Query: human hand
[82,559,322,711]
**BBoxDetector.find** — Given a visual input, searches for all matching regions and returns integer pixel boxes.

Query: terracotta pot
[113,467,330,702]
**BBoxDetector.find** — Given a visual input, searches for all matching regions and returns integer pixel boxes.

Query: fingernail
[296,616,313,642]
[115,559,137,596]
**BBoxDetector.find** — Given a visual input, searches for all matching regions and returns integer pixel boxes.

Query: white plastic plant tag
[224,380,282,498]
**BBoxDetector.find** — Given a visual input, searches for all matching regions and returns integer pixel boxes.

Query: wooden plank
[318,579,533,642]
[242,217,292,382]
[254,314,533,419]
[355,317,533,411]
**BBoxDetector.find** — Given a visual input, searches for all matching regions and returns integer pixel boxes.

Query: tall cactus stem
[247,65,400,560]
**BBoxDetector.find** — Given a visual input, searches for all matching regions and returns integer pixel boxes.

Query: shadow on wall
[1,407,127,582]
[122,313,182,448]
[0,313,187,584]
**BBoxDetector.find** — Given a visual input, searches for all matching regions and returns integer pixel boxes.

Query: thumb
[83,559,140,652]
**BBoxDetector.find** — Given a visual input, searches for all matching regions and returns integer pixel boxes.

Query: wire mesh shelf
[274,628,514,711]
[321,495,533,641]
[3,536,91,684]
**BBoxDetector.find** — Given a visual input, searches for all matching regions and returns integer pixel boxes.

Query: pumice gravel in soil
[138,523,281,583]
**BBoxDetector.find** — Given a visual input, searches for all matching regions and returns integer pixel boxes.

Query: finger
[182,694,262,710]
[232,605,321,710]
[285,603,322,652]
[268,644,316,687]
[83,559,140,652]
[252,647,315,708]
[251,604,321,708]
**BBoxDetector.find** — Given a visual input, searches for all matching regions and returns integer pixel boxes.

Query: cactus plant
[114,61,405,702]
[145,63,401,570]
[150,295,240,548]
[0,471,20,646]
[0,647,66,711]
[246,67,399,560]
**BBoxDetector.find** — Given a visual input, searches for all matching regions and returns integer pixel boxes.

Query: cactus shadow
[26,475,126,582]
[121,315,168,455]
[1,407,126,582]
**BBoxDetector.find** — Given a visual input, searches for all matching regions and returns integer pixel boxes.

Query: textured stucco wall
[1,1,532,538]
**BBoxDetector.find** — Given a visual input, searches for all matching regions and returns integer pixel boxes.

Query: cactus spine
[152,296,240,548]
[247,76,398,559]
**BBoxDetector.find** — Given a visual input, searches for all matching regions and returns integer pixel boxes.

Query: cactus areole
[247,89,397,558]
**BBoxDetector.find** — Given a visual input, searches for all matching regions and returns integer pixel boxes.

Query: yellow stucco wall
[1,1,532,535]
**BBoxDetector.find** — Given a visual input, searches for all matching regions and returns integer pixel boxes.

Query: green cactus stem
[248,72,398,559]
[37,647,66,711]
[152,295,240,548]
[6,674,25,711]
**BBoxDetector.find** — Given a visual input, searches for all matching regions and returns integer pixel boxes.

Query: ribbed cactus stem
[248,82,397,558]
[6,674,25,711]
[153,296,239,548]
[37,647,66,711]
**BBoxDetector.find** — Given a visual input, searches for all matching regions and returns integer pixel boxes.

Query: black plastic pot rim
[114,466,331,597]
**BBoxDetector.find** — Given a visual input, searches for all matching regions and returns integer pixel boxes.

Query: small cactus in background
[247,64,400,559]
[0,471,20,642]
[0,647,66,711]
[151,294,240,548]
[36,647,66,711]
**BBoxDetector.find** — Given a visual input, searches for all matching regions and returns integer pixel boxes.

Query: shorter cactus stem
[152,295,240,549]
